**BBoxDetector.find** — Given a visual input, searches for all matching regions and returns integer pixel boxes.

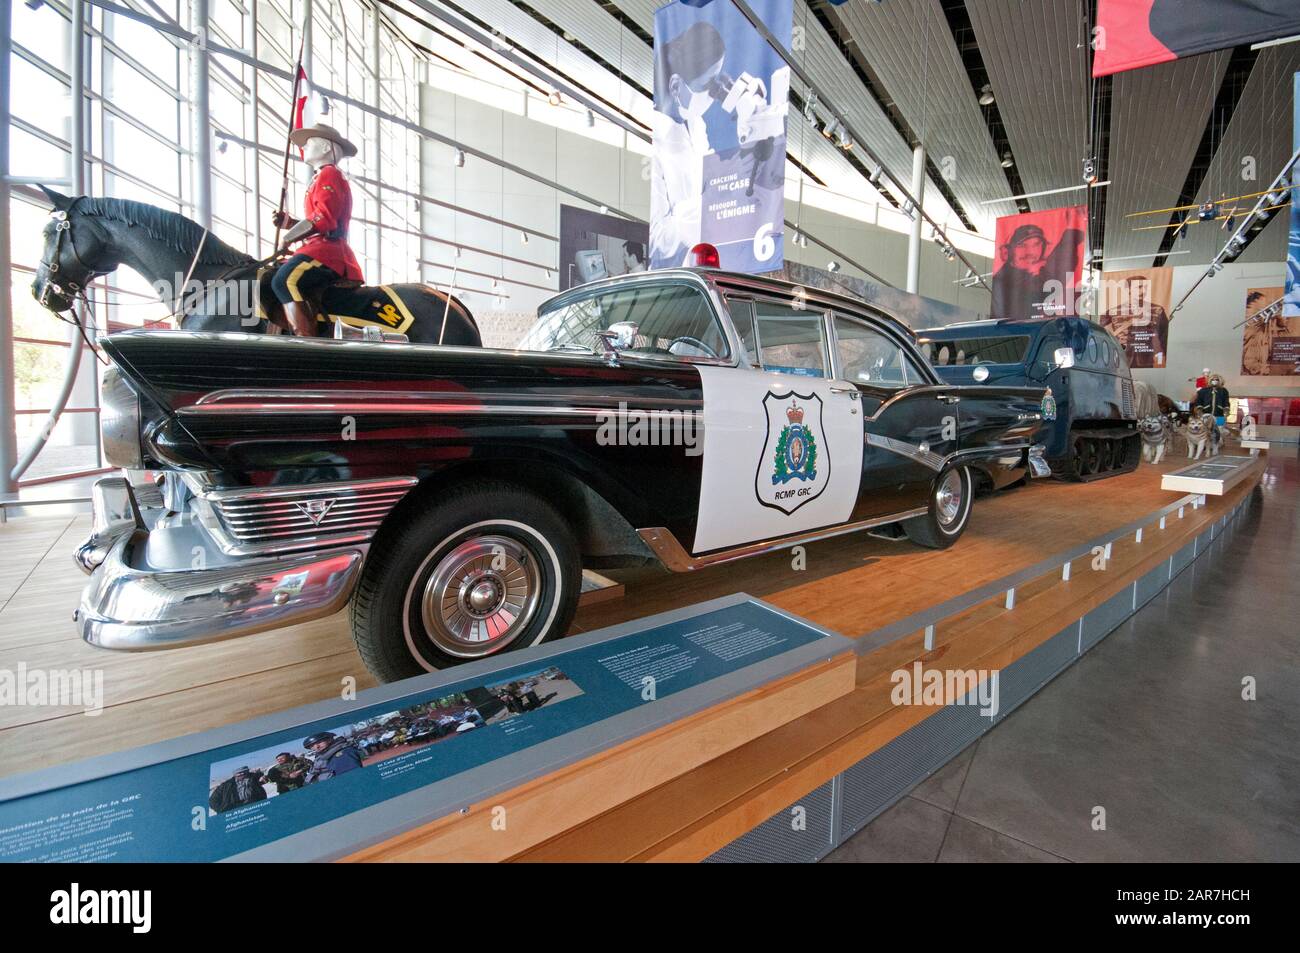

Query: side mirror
[595,321,639,366]
[1053,346,1075,370]
[605,321,639,349]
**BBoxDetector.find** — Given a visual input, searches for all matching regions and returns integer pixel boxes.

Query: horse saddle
[255,268,417,336]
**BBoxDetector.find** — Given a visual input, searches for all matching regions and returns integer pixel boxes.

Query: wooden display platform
[343,647,856,863]
[509,457,1265,861]
[0,452,1266,862]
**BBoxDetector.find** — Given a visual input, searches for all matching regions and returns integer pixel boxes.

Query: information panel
[0,596,848,863]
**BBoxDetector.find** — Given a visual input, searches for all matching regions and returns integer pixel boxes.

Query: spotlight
[216,138,228,154]
[820,118,840,141]
[1081,156,1097,184]
[1000,152,1014,169]
[586,109,595,127]
[869,164,883,185]
[1265,188,1287,206]
[547,90,562,107]
[1208,260,1223,275]
[978,84,995,106]
[319,96,331,115]
[454,149,466,167]
[598,205,608,215]
[803,93,819,127]
[1197,200,1216,222]
[520,231,529,245]
[25,1,45,10]
[834,126,853,150]
[942,244,956,262]
[1228,237,1244,255]
[827,260,840,273]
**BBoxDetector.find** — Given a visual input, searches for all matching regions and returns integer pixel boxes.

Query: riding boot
[283,300,316,337]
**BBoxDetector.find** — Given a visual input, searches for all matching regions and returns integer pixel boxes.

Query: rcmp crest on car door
[692,366,863,555]
[756,392,828,514]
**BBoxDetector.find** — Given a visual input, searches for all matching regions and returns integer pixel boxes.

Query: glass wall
[3,0,431,482]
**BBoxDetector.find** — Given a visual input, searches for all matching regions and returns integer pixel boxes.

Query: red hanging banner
[1094,0,1300,78]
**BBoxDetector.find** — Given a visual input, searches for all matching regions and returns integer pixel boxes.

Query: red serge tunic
[296,164,363,281]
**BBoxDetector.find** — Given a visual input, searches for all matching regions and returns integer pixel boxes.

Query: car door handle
[936,394,961,404]
[829,385,859,398]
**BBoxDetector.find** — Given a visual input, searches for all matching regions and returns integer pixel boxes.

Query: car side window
[752,302,829,378]
[726,298,761,365]
[833,316,920,389]
[521,283,729,362]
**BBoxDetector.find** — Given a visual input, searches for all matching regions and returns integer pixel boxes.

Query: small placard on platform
[1161,455,1258,496]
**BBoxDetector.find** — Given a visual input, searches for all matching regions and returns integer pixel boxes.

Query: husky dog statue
[1138,414,1171,464]
[1184,411,1221,460]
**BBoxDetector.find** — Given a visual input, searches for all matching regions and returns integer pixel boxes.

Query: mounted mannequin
[1194,372,1231,427]
[270,123,363,336]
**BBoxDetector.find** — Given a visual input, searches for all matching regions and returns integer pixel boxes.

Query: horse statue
[29,187,481,346]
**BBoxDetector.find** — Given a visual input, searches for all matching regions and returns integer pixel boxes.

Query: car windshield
[520,283,729,362]
[921,335,1031,366]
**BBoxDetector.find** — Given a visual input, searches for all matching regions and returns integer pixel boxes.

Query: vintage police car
[76,261,1051,681]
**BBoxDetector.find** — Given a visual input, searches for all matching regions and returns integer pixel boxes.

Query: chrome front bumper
[1028,443,1052,478]
[74,477,365,650]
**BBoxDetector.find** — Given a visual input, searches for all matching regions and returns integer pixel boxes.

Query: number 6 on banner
[753,223,776,262]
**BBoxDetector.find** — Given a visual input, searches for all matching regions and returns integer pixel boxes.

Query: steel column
[370,2,382,280]
[10,0,89,485]
[251,0,263,253]
[906,144,925,294]
[192,0,212,228]
[0,0,18,493]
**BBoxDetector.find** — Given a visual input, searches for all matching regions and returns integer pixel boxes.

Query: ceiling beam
[1151,45,1260,267]
[937,0,1029,216]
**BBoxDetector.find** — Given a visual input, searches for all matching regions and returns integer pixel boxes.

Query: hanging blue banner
[650,0,792,273]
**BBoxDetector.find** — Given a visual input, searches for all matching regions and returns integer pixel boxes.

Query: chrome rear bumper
[74,477,365,650]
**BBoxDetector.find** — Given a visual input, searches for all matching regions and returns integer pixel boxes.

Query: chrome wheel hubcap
[936,470,963,526]
[421,534,542,657]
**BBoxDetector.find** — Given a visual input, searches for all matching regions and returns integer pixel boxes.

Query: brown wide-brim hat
[289,123,358,158]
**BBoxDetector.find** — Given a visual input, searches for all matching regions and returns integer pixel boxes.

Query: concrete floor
[825,448,1300,863]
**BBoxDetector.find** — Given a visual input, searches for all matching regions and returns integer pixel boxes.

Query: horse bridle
[38,202,104,307]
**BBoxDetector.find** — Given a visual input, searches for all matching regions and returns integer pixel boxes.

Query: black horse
[30,187,481,345]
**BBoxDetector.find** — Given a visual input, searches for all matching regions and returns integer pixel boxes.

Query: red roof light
[688,242,720,268]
